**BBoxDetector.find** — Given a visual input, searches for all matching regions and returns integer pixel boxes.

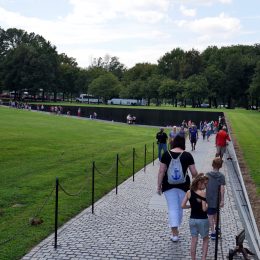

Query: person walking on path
[206,157,225,240]
[215,125,231,159]
[189,124,198,151]
[169,126,178,149]
[77,107,81,117]
[178,126,186,138]
[156,127,168,161]
[206,123,211,141]
[157,135,198,242]
[201,123,207,140]
[182,173,209,260]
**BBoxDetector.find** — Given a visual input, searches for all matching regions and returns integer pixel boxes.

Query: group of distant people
[126,114,136,124]
[8,100,32,110]
[156,117,231,260]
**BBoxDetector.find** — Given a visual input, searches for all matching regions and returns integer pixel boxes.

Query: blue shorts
[190,137,197,144]
[189,218,209,238]
[207,208,217,215]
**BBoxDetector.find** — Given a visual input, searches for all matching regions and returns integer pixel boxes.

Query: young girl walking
[182,173,209,260]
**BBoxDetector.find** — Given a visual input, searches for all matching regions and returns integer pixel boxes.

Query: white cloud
[175,12,241,41]
[66,0,170,24]
[180,5,196,17]
[175,0,232,5]
[218,0,232,4]
[0,0,257,68]
[190,13,241,34]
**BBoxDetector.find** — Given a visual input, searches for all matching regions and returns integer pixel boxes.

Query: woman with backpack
[157,135,198,242]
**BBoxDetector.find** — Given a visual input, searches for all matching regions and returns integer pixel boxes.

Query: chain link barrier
[0,184,55,247]
[94,162,116,176]
[135,150,141,159]
[118,157,126,167]
[1,143,154,249]
[59,182,86,197]
[58,165,92,197]
[33,185,55,218]
[145,145,150,154]
[118,156,132,169]
[0,223,30,247]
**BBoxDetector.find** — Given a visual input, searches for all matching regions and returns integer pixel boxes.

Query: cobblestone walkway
[22,134,248,260]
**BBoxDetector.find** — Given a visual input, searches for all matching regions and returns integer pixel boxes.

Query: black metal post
[54,177,59,249]
[116,154,119,194]
[144,144,147,172]
[214,185,221,260]
[133,148,135,182]
[152,142,154,166]
[92,161,95,214]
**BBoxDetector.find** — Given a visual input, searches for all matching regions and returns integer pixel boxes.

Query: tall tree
[90,55,126,80]
[223,54,244,108]
[249,61,260,109]
[2,43,59,99]
[88,72,121,102]
[58,53,79,101]
[158,48,185,80]
[203,65,226,107]
[180,49,202,79]
[159,78,179,106]
[183,74,208,107]
[0,28,59,100]
[122,63,158,104]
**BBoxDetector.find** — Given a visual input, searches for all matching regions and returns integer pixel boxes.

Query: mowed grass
[0,107,157,260]
[224,109,260,194]
[0,105,259,259]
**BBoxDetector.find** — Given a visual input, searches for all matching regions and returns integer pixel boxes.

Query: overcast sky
[0,0,259,68]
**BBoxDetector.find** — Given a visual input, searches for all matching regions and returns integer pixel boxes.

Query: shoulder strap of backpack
[168,150,173,159]
[168,150,184,159]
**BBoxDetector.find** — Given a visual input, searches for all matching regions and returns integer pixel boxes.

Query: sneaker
[210,232,216,240]
[170,235,179,242]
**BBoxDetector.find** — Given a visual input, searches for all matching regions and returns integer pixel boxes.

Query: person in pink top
[215,126,231,159]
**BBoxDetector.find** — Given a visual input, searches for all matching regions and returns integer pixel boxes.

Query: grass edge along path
[0,106,157,260]
[225,109,260,230]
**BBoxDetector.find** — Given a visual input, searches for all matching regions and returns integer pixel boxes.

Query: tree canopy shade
[88,72,121,102]
[1,43,59,97]
[0,26,260,109]
[90,55,126,80]
[159,78,179,106]
[0,27,59,99]
[249,61,260,108]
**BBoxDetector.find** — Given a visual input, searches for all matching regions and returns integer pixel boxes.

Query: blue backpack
[167,151,186,184]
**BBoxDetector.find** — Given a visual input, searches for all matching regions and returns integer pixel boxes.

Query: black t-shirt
[156,132,168,144]
[189,190,207,219]
[161,151,195,192]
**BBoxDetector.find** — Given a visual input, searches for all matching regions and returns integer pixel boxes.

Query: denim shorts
[189,218,209,238]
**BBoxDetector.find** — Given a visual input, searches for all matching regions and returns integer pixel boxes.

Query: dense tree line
[0,27,259,109]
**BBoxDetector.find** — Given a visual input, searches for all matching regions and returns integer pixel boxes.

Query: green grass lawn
[0,105,259,259]
[224,109,260,194]
[0,107,157,260]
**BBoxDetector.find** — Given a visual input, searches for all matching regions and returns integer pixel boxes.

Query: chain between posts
[1,142,156,249]
[33,185,55,218]
[59,182,85,197]
[94,162,116,176]
[0,184,55,247]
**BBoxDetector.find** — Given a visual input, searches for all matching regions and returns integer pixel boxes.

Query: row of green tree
[0,27,260,108]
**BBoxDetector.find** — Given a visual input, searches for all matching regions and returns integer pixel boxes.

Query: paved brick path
[22,134,248,259]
